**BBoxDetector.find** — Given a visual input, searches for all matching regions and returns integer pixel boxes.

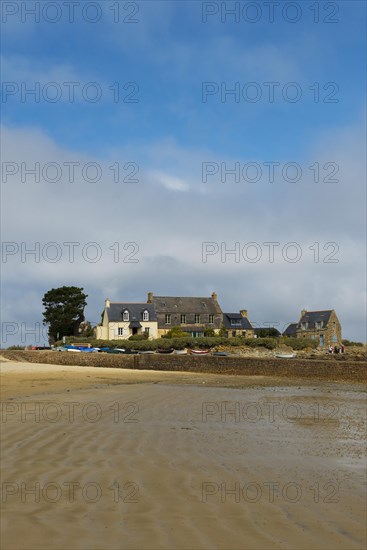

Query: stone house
[149,292,223,337]
[96,292,255,341]
[222,311,254,338]
[283,309,342,348]
[96,299,158,340]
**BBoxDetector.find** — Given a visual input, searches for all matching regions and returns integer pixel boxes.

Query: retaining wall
[1,351,366,382]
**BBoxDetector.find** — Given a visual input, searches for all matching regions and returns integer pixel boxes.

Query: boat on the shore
[213,351,230,356]
[275,353,296,359]
[157,348,174,354]
[190,349,210,355]
[174,349,188,355]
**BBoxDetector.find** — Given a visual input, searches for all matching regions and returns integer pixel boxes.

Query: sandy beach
[1,359,366,550]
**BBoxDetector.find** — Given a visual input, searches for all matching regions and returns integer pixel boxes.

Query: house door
[132,327,139,335]
[319,334,324,347]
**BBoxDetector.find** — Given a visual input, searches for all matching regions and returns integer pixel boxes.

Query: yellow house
[96,299,158,340]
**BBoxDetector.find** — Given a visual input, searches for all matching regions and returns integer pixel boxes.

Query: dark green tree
[42,286,88,341]
[255,328,281,338]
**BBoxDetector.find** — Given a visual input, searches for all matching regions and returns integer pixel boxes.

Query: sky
[1,0,366,345]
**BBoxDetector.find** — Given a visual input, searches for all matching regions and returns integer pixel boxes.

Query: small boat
[67,348,81,352]
[213,351,230,356]
[157,348,174,354]
[174,349,188,355]
[138,350,155,354]
[190,349,210,355]
[275,353,296,359]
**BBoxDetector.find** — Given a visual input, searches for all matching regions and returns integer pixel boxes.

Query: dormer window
[142,310,149,322]
[301,322,308,330]
[231,319,241,327]
[122,310,129,322]
[315,321,323,329]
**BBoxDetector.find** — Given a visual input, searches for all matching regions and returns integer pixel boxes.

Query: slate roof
[152,296,222,314]
[282,323,298,337]
[129,321,142,329]
[106,303,157,322]
[223,313,253,330]
[298,310,333,329]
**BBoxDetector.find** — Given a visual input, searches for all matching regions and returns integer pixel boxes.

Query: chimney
[105,298,110,308]
[301,309,307,318]
[211,292,218,301]
[147,292,153,303]
[240,309,248,318]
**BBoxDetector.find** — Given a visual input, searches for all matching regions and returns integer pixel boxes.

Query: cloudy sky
[1,0,366,345]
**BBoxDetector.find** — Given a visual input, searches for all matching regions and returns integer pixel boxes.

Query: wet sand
[1,360,366,549]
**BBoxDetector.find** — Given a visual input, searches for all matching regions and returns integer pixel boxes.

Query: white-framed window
[194,314,200,324]
[209,315,214,324]
[315,321,323,329]
[231,319,241,327]
[181,314,186,324]
[301,322,308,330]
[118,328,124,336]
[145,327,150,336]
[123,310,129,322]
[165,314,171,324]
[143,310,149,321]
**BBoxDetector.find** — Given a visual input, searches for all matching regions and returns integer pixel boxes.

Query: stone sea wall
[1,351,366,382]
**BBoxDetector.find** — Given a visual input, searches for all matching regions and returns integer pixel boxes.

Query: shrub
[255,328,281,338]
[128,334,149,341]
[244,338,277,350]
[342,339,364,347]
[162,326,188,339]
[7,345,26,350]
[277,337,318,350]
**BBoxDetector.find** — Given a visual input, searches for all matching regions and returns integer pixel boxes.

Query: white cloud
[149,170,190,192]
[1,119,366,342]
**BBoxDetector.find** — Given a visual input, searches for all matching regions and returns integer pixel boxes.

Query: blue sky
[1,0,366,344]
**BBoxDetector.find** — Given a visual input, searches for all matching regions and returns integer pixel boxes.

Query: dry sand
[1,359,366,550]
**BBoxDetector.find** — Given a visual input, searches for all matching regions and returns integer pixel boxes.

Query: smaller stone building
[222,310,254,338]
[283,309,342,348]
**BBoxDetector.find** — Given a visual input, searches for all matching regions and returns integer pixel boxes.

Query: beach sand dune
[1,361,366,549]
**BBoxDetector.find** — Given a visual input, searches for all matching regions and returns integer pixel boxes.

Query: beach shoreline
[1,359,366,549]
